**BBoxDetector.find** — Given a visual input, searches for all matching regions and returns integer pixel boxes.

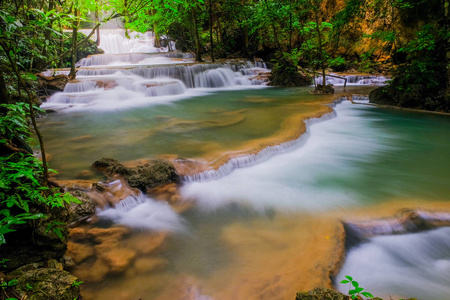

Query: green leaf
[345,275,353,281]
[351,281,359,288]
[339,280,350,284]
[361,291,374,298]
[349,289,358,295]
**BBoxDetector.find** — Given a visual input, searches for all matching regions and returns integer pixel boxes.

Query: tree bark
[313,8,326,90]
[0,71,11,104]
[0,41,49,186]
[68,8,78,80]
[209,0,214,62]
[192,7,203,62]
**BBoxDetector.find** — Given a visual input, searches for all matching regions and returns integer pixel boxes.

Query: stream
[39,29,450,300]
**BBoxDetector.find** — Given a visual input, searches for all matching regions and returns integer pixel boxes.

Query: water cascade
[38,28,450,300]
[337,227,450,300]
[43,29,269,111]
[315,74,388,86]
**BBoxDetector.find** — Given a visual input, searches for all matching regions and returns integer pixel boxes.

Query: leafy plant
[71,280,83,287]
[339,275,374,299]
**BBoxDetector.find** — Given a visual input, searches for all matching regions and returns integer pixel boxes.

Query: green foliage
[339,275,374,299]
[0,103,80,245]
[71,280,84,287]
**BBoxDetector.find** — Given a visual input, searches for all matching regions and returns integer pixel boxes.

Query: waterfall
[97,193,185,232]
[337,226,450,300]
[315,74,388,86]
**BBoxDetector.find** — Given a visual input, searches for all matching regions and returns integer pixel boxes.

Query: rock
[92,158,180,192]
[68,227,86,241]
[15,268,81,300]
[36,74,69,94]
[73,259,110,282]
[124,232,167,255]
[133,257,169,274]
[314,84,335,94]
[65,241,95,264]
[268,56,311,87]
[46,259,63,270]
[86,226,130,243]
[68,190,96,224]
[296,287,385,300]
[99,248,136,273]
[296,287,351,300]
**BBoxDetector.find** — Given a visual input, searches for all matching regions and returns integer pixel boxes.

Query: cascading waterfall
[97,193,185,232]
[315,74,388,86]
[43,40,270,110]
[337,226,450,300]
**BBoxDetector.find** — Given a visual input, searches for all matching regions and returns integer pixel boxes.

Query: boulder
[296,287,351,300]
[36,74,69,94]
[92,158,180,192]
[268,56,311,87]
[68,227,86,241]
[86,226,130,243]
[14,267,81,300]
[73,259,110,282]
[99,248,137,273]
[67,190,96,224]
[133,257,169,274]
[65,241,95,264]
[313,84,335,94]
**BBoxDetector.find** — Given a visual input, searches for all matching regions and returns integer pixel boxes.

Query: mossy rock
[296,287,351,300]
[92,158,180,192]
[269,56,311,87]
[15,268,80,300]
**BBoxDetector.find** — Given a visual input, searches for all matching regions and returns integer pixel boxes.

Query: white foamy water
[97,194,185,232]
[181,101,395,211]
[337,227,450,300]
[315,74,388,86]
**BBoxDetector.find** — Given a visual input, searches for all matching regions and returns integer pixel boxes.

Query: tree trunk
[241,0,250,58]
[0,71,11,104]
[192,7,203,62]
[313,9,326,90]
[0,41,49,186]
[95,9,101,46]
[209,0,214,62]
[68,8,78,80]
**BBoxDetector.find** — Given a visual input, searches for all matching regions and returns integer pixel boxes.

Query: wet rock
[36,74,69,94]
[295,287,351,300]
[73,259,110,282]
[133,257,169,274]
[92,157,180,192]
[124,232,167,255]
[68,190,96,224]
[314,84,335,94]
[99,248,137,273]
[268,56,311,87]
[86,226,130,243]
[65,241,95,264]
[14,267,80,300]
[68,227,86,241]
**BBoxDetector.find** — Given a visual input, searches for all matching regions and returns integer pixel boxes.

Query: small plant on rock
[339,275,374,299]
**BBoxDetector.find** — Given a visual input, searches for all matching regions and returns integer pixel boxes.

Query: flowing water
[39,30,450,299]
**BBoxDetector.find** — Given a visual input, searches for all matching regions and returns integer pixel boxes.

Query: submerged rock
[92,157,180,192]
